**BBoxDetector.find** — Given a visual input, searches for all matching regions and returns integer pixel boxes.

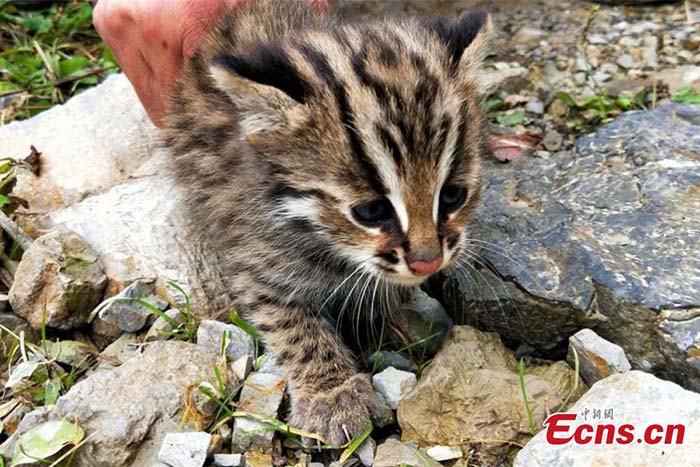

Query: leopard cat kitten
[163,0,490,444]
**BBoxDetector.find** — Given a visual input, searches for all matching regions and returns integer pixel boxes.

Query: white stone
[525,100,545,115]
[2,75,235,321]
[426,445,463,461]
[356,437,376,466]
[567,328,631,385]
[256,354,283,375]
[616,54,637,70]
[212,453,245,467]
[157,432,211,467]
[374,439,440,467]
[372,367,417,410]
[515,372,700,467]
[230,355,253,380]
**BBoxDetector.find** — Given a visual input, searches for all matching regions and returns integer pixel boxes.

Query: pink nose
[408,257,443,276]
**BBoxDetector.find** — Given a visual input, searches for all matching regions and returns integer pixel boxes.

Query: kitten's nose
[408,256,443,276]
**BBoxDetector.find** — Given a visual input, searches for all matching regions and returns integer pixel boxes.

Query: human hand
[93,0,328,126]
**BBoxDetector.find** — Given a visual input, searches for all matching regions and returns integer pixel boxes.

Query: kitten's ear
[209,50,308,133]
[425,10,491,71]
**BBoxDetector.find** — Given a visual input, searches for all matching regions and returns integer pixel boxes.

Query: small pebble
[542,130,564,152]
[212,453,245,467]
[157,432,211,467]
[525,100,544,114]
[230,355,252,380]
[356,437,376,467]
[616,54,637,70]
[372,367,417,409]
[567,328,631,385]
[426,445,463,462]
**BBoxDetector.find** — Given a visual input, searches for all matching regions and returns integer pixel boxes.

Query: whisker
[463,238,547,291]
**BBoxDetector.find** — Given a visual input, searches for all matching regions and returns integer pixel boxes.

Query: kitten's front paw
[290,373,377,445]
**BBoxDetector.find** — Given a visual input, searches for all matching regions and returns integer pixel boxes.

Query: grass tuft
[0,0,118,123]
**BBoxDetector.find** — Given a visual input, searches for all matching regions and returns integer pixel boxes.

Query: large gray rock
[2,74,156,216]
[1,74,233,320]
[515,371,700,466]
[0,341,218,466]
[9,230,106,330]
[441,104,700,390]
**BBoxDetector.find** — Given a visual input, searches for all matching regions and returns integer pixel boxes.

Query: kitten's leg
[250,304,376,445]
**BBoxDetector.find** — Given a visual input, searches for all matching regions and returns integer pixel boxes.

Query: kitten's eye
[352,198,393,226]
[440,185,468,212]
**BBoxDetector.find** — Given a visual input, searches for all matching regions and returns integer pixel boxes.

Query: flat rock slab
[442,103,700,390]
[515,371,700,466]
[398,326,563,458]
[1,341,218,466]
[2,74,156,215]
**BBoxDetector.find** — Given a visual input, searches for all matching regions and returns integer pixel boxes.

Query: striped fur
[163,0,490,444]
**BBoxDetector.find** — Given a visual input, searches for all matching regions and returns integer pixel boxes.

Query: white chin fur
[385,274,427,287]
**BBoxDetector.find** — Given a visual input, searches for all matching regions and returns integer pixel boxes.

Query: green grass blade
[88,297,178,327]
[518,358,537,435]
[229,308,263,341]
[165,279,191,317]
[558,346,580,411]
[338,421,373,462]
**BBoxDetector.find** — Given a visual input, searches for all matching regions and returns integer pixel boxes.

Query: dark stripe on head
[447,108,469,179]
[351,46,392,108]
[213,44,310,104]
[433,114,452,167]
[297,42,387,195]
[269,182,326,201]
[376,124,403,170]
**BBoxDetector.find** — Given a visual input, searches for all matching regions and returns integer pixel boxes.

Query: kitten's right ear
[209,49,309,133]
[424,10,491,72]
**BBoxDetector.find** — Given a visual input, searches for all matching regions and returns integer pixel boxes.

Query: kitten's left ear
[424,10,492,72]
